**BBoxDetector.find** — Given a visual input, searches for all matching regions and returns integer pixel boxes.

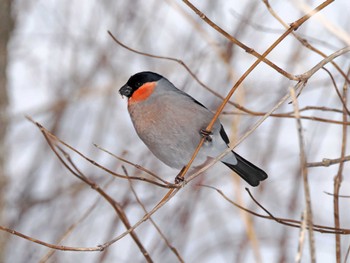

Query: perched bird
[119,71,267,186]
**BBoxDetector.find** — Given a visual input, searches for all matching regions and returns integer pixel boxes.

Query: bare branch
[308,155,350,167]
[333,66,350,263]
[290,87,315,262]
[123,166,184,263]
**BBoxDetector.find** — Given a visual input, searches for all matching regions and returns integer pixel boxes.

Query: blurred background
[1,0,349,262]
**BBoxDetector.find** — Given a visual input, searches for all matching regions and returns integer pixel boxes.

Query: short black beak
[119,84,133,98]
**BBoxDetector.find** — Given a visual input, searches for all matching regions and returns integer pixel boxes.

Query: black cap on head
[127,71,162,88]
[119,71,163,98]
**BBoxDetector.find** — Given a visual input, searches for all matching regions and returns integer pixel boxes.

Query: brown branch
[123,166,184,263]
[181,0,298,80]
[49,141,153,261]
[297,47,350,80]
[98,187,180,250]
[290,87,315,262]
[297,106,344,114]
[0,225,102,251]
[223,110,350,126]
[307,155,350,167]
[262,0,350,87]
[107,30,218,98]
[107,31,350,130]
[39,180,114,262]
[24,119,184,254]
[199,185,350,234]
[94,143,175,186]
[322,67,350,115]
[246,187,349,234]
[334,66,350,263]
[25,116,176,189]
[24,117,154,261]
[186,81,307,183]
[177,0,335,182]
[345,244,350,263]
[295,210,307,263]
[184,45,349,188]
[324,192,350,198]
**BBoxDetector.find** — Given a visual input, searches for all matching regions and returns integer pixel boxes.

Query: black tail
[222,152,268,187]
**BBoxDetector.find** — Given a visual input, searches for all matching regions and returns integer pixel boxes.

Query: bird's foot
[175,175,184,184]
[175,166,186,184]
[200,129,213,142]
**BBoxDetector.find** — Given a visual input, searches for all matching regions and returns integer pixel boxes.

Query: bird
[119,71,268,186]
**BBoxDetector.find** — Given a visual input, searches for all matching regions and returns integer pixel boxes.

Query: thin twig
[308,155,350,167]
[0,225,102,251]
[182,0,298,80]
[344,243,350,263]
[334,66,350,263]
[24,116,184,253]
[98,187,180,250]
[295,210,307,263]
[25,117,154,261]
[25,116,175,189]
[99,44,350,259]
[322,67,350,116]
[297,47,350,80]
[107,31,350,129]
[94,143,175,186]
[200,184,350,234]
[107,30,217,97]
[262,0,350,86]
[185,46,350,184]
[177,0,335,182]
[185,81,306,184]
[39,178,115,262]
[290,87,315,262]
[324,192,350,198]
[123,166,185,263]
[52,145,154,261]
[223,110,350,126]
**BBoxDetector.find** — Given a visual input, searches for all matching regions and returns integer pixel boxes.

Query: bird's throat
[128,82,156,104]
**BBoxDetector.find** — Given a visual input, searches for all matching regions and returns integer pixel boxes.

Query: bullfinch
[119,71,268,186]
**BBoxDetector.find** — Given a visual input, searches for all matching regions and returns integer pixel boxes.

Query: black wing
[219,125,230,144]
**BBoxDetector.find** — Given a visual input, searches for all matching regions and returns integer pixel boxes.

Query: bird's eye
[136,82,142,87]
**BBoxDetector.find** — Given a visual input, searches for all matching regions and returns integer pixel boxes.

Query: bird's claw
[175,175,184,184]
[200,129,213,142]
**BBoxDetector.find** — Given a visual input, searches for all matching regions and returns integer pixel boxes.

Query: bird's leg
[175,129,212,184]
[175,166,186,184]
[200,129,213,142]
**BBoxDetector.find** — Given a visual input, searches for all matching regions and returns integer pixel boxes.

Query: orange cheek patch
[129,82,156,104]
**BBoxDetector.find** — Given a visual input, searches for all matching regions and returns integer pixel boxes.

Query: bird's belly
[129,104,209,169]
[139,119,204,169]
[128,97,221,169]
